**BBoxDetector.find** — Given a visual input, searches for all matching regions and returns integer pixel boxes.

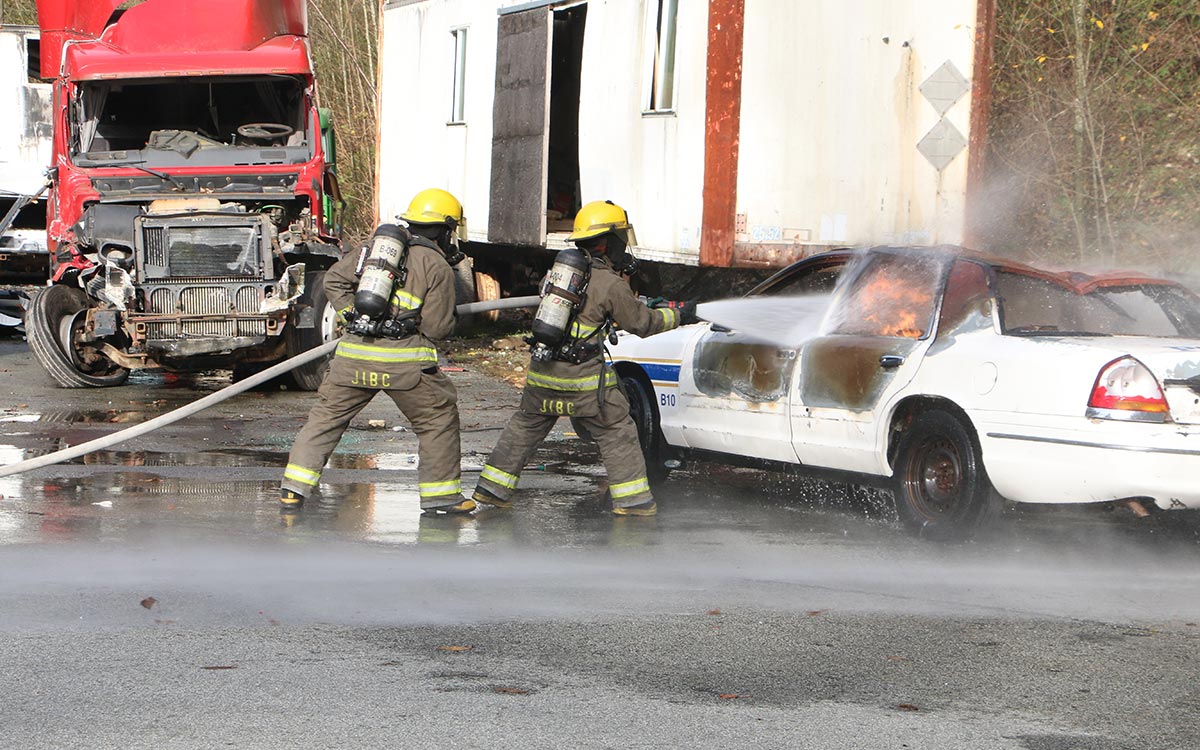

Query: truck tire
[473,270,502,322]
[620,372,671,485]
[286,270,337,391]
[892,409,1001,540]
[26,285,129,388]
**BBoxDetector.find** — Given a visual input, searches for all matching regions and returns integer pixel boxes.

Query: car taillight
[1087,356,1169,421]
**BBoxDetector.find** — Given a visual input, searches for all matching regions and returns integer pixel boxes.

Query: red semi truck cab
[30,0,342,388]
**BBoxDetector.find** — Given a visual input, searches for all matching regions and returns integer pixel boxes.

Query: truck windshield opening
[73,75,311,167]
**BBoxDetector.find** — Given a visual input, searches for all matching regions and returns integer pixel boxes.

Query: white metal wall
[574,0,707,265]
[376,1,502,238]
[736,0,978,249]
[0,29,52,196]
[378,0,981,264]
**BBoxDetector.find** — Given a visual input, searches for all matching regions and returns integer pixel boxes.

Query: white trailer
[376,0,995,291]
[0,25,52,279]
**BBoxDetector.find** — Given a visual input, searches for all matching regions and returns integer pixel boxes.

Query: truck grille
[148,286,262,315]
[144,227,167,267]
[137,216,268,280]
[143,319,266,340]
[142,285,268,341]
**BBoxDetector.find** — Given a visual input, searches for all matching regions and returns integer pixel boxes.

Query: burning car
[609,246,1200,538]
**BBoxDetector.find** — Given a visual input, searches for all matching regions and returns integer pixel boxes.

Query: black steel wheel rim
[905,436,964,520]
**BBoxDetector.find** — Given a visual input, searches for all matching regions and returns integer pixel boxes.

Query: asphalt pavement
[1,336,1199,749]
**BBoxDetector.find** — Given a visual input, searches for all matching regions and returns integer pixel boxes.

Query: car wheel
[620,372,670,484]
[26,285,129,388]
[286,270,338,391]
[892,409,1000,540]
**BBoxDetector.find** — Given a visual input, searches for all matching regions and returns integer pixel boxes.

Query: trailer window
[642,0,678,112]
[450,27,468,124]
[25,37,41,83]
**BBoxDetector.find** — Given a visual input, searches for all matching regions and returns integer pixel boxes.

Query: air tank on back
[531,245,591,348]
[354,223,408,319]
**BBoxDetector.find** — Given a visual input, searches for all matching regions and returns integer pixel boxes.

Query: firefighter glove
[678,301,700,326]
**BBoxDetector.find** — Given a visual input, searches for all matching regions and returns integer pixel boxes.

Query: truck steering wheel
[237,123,295,143]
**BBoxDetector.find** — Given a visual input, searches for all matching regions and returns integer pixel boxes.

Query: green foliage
[0,0,37,25]
[989,0,1200,271]
[307,0,379,245]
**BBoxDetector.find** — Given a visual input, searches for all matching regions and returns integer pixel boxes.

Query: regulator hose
[0,295,540,479]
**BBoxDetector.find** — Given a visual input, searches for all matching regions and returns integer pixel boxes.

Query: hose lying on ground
[0,295,541,479]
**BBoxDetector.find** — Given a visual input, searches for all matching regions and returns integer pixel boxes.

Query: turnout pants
[478,385,653,509]
[282,371,462,509]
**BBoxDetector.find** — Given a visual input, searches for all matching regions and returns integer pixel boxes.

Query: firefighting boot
[280,489,305,509]
[611,500,657,517]
[421,495,477,515]
[472,486,513,509]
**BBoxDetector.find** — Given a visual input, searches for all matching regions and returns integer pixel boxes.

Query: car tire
[286,270,338,392]
[26,284,129,388]
[892,409,1001,540]
[620,372,670,484]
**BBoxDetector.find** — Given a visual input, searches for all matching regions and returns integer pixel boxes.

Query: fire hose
[0,295,540,479]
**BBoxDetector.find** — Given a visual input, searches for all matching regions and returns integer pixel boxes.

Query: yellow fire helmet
[400,188,467,239]
[568,200,638,246]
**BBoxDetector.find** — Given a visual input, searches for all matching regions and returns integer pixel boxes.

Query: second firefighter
[473,200,697,516]
[280,188,474,515]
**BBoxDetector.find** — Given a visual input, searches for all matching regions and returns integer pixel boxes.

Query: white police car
[610,246,1200,538]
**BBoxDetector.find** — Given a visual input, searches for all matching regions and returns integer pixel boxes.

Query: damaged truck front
[29,0,343,388]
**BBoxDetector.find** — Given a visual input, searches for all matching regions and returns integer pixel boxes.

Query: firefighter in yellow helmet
[281,188,474,514]
[473,200,698,516]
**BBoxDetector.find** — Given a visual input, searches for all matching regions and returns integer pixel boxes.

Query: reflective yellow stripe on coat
[391,289,423,311]
[568,320,600,339]
[335,341,438,364]
[525,369,618,392]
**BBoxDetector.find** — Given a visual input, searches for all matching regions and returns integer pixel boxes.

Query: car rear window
[997,271,1200,337]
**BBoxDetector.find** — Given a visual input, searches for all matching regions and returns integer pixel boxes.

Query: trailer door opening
[546,4,586,231]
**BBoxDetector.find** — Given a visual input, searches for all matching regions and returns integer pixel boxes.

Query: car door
[674,256,846,462]
[788,251,950,475]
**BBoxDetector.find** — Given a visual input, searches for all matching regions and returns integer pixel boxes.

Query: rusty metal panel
[965,0,998,249]
[699,0,743,268]
[487,8,551,247]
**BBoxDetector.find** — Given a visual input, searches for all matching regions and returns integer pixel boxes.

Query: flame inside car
[825,253,943,340]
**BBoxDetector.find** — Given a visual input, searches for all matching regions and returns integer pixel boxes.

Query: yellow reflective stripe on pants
[284,463,321,486]
[335,341,437,364]
[610,477,650,499]
[419,479,462,498]
[526,370,617,391]
[391,289,423,310]
[480,464,519,489]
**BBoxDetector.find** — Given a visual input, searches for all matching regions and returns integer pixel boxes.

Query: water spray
[0,295,540,478]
